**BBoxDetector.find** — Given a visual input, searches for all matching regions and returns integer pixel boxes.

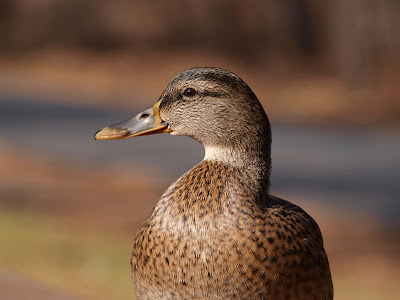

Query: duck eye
[183,88,196,97]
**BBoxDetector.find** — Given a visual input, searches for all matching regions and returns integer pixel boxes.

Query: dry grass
[0,209,136,300]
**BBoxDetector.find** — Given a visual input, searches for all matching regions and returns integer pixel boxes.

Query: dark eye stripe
[201,91,224,98]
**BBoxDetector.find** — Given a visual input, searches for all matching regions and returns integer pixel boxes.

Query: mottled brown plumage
[96,67,333,299]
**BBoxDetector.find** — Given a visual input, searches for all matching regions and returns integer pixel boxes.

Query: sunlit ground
[0,209,136,300]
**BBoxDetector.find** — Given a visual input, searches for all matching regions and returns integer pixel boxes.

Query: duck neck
[203,143,271,193]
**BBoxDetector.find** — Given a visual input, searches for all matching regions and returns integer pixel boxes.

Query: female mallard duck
[95,67,333,300]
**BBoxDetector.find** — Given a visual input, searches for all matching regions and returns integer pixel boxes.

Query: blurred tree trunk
[0,0,18,51]
[331,0,400,86]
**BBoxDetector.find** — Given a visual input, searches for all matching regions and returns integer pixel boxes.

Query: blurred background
[0,0,399,299]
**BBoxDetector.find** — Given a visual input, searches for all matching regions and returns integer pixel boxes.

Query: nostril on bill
[139,113,150,120]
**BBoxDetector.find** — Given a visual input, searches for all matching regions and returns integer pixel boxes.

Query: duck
[94,67,333,300]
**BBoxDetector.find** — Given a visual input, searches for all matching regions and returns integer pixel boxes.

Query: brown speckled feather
[131,161,333,299]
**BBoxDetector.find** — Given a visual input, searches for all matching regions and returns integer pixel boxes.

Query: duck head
[95,67,271,180]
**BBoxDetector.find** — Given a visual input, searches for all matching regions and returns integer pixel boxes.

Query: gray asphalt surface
[1,96,399,226]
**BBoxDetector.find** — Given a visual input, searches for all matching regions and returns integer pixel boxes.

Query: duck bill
[94,100,170,140]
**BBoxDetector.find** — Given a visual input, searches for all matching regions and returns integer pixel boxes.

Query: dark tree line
[0,0,399,80]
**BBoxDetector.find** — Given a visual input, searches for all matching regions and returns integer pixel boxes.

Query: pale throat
[203,145,264,170]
